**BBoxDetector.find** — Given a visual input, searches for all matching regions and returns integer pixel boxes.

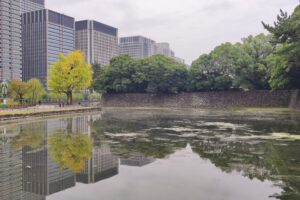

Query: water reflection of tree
[48,130,92,173]
[91,118,186,159]
[12,122,46,150]
[90,111,300,199]
[191,139,300,200]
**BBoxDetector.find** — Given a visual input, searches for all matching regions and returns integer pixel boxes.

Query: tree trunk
[66,91,73,105]
[70,92,73,105]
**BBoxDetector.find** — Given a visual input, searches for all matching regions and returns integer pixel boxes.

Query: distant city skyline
[46,0,298,64]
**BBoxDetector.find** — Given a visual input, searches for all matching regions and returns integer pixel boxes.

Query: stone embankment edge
[0,107,102,122]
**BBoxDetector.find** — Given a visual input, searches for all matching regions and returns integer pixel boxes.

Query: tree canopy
[93,55,188,94]
[189,34,273,91]
[8,80,28,101]
[25,78,45,105]
[48,50,92,104]
[263,5,300,89]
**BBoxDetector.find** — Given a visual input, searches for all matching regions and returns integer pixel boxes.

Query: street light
[1,80,8,110]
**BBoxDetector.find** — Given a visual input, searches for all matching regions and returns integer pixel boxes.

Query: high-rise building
[119,36,185,64]
[75,20,118,66]
[119,36,155,59]
[21,0,45,13]
[0,0,22,81]
[154,42,185,64]
[22,9,75,86]
[154,42,173,57]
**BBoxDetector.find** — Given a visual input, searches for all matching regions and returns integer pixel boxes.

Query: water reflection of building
[47,115,96,136]
[77,144,119,184]
[0,140,22,200]
[22,146,75,197]
[121,154,155,167]
[0,115,107,200]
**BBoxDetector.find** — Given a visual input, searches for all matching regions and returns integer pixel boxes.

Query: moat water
[0,108,299,200]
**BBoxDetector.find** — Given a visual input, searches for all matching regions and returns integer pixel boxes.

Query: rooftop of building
[75,20,118,36]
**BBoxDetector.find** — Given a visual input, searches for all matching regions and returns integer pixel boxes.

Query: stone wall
[102,91,294,108]
[290,90,300,111]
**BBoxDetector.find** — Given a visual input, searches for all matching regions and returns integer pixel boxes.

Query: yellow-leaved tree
[48,50,92,105]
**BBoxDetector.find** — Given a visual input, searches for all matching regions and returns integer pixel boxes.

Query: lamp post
[1,80,8,110]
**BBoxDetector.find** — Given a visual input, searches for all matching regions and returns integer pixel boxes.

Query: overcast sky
[47,0,298,64]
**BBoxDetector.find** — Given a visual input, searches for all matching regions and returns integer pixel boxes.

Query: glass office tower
[22,9,75,86]
[75,20,118,66]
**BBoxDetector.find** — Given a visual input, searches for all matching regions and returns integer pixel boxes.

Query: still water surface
[0,108,300,200]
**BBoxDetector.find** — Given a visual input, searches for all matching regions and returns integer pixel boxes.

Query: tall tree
[25,78,45,105]
[93,55,138,93]
[263,5,300,89]
[8,80,28,102]
[48,51,92,105]
[210,42,252,89]
[188,54,219,91]
[137,55,188,94]
[239,34,274,89]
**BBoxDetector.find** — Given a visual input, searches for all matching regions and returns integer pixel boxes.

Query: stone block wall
[290,90,300,111]
[102,90,294,109]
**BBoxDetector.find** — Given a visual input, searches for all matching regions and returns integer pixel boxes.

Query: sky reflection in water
[0,108,299,200]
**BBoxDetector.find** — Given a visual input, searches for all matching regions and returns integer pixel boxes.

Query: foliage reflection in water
[0,109,299,200]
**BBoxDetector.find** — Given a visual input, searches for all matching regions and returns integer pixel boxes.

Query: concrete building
[22,9,75,86]
[21,0,45,13]
[119,36,155,59]
[119,36,185,64]
[154,42,185,64]
[0,0,22,81]
[75,20,118,66]
[154,42,173,57]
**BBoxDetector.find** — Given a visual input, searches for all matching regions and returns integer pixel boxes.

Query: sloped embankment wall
[102,91,294,109]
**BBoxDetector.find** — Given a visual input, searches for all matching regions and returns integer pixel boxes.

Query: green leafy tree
[263,5,300,89]
[239,34,274,89]
[25,78,45,105]
[48,50,92,105]
[93,55,187,94]
[189,43,252,91]
[137,55,188,94]
[91,63,102,90]
[8,80,28,101]
[93,55,138,93]
[266,49,291,90]
[210,42,252,89]
[188,54,219,91]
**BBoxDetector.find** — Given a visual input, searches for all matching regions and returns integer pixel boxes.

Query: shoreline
[0,107,102,124]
